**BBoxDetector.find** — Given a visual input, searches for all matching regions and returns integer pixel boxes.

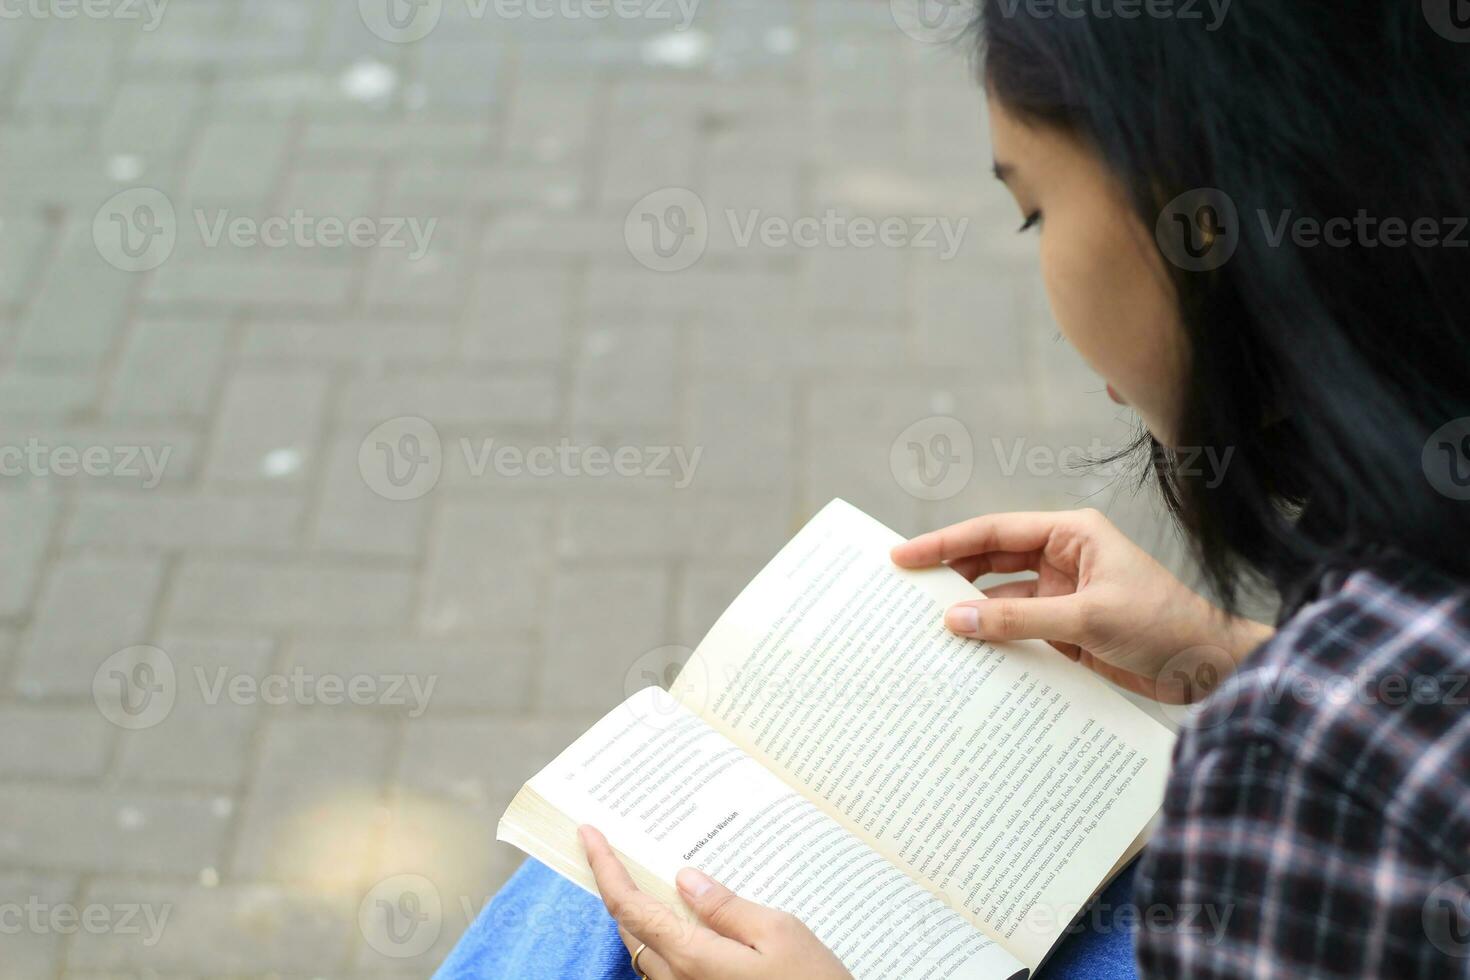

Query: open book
[498,500,1176,979]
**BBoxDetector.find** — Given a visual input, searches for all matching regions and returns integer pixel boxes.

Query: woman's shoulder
[1181,557,1470,845]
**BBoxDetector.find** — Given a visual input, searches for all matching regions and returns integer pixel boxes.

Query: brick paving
[0,1,1187,975]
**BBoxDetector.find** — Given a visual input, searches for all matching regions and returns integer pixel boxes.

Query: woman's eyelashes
[1017,210,1042,233]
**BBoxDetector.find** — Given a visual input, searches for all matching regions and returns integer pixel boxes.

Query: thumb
[676,867,771,946]
[944,595,1086,645]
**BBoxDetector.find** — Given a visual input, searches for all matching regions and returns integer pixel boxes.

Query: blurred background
[0,0,1193,975]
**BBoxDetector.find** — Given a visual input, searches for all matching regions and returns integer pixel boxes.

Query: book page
[500,690,1026,980]
[675,499,1176,970]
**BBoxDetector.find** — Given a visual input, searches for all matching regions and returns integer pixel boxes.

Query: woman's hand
[580,825,852,980]
[891,508,1273,703]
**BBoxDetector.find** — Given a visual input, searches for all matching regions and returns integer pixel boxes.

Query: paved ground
[0,1,1191,975]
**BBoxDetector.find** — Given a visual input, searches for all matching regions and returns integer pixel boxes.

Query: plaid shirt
[1134,557,1470,978]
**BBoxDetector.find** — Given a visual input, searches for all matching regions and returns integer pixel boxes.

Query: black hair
[975,0,1470,610]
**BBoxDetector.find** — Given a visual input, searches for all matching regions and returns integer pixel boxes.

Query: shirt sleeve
[1133,736,1470,979]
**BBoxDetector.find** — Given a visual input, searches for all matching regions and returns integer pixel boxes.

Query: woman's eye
[1017,211,1042,234]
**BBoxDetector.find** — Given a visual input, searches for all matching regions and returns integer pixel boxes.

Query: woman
[503,0,1470,976]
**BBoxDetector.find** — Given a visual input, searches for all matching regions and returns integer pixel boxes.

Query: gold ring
[631,941,649,978]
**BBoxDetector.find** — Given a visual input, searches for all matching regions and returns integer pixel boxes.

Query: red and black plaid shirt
[1135,557,1470,978]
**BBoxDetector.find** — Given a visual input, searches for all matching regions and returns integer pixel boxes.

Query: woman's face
[987,95,1190,446]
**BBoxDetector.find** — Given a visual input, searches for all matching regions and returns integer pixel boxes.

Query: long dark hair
[976,0,1470,609]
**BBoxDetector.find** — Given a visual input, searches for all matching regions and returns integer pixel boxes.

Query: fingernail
[676,867,715,899]
[577,825,593,847]
[946,605,980,635]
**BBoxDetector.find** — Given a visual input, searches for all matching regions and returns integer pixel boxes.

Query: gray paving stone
[185,122,293,206]
[0,785,229,874]
[706,120,809,171]
[0,215,53,310]
[422,498,552,634]
[280,634,534,715]
[914,261,1031,377]
[555,491,794,562]
[799,245,908,317]
[555,493,695,559]
[278,165,379,219]
[300,120,495,164]
[0,120,91,172]
[212,65,381,118]
[165,559,416,630]
[0,872,74,978]
[0,492,59,620]
[0,368,99,419]
[15,223,135,364]
[338,372,560,426]
[113,633,274,788]
[362,216,475,314]
[67,879,351,976]
[806,378,994,440]
[105,317,233,418]
[0,160,170,212]
[390,716,606,915]
[515,38,646,76]
[310,435,430,559]
[435,422,687,492]
[100,79,203,163]
[66,491,304,554]
[0,423,198,491]
[586,264,797,316]
[801,432,924,533]
[461,263,575,364]
[538,566,670,711]
[570,321,677,427]
[144,258,356,310]
[503,81,596,162]
[686,374,794,491]
[240,318,458,368]
[600,133,698,209]
[481,209,628,258]
[15,37,116,111]
[704,166,802,257]
[0,706,111,780]
[204,369,331,485]
[397,715,601,806]
[413,40,508,109]
[129,2,284,67]
[386,162,584,212]
[14,555,164,697]
[351,789,533,972]
[229,716,394,882]
[318,0,411,61]
[690,312,908,371]
[0,627,17,691]
[809,163,997,225]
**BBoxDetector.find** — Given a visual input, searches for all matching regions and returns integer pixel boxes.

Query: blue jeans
[435,859,1140,979]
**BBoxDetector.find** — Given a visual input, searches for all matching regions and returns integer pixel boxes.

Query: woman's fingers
[581,826,758,980]
[891,512,1068,568]
[617,926,675,980]
[979,582,1086,658]
[581,827,698,961]
[675,867,780,947]
[946,556,987,582]
[943,593,1088,646]
[676,868,853,980]
[946,549,1041,581]
[980,579,1039,600]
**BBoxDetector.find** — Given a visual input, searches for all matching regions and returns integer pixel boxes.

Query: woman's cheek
[1037,224,1113,377]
